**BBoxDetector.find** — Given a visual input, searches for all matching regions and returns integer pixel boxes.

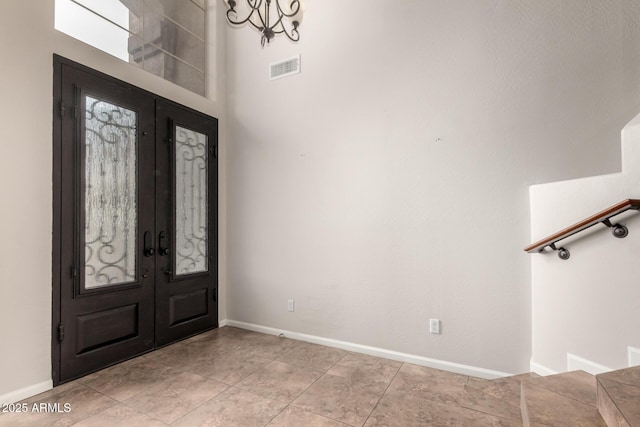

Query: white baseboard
[223,319,513,379]
[0,380,53,405]
[529,360,558,376]
[628,346,640,367]
[218,318,228,327]
[567,353,611,375]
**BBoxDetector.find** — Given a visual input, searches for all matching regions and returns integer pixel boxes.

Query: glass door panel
[174,125,208,276]
[83,95,138,289]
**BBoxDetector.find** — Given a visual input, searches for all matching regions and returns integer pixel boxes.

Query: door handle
[159,231,170,256]
[144,231,155,257]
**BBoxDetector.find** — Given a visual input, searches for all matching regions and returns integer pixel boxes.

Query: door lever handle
[159,231,170,256]
[144,231,155,257]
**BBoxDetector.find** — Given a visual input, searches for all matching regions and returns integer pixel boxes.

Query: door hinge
[71,266,78,278]
[57,324,65,343]
[60,100,66,119]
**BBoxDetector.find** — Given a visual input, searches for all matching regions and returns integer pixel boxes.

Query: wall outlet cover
[430,319,441,334]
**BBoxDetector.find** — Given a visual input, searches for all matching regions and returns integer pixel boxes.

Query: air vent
[270,55,301,80]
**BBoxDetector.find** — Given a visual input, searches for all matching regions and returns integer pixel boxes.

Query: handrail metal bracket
[547,243,570,260]
[557,247,570,260]
[602,219,629,238]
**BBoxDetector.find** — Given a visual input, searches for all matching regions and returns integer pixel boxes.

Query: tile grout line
[166,334,315,426]
[167,383,235,426]
[79,329,252,425]
[66,385,123,426]
[118,398,171,426]
[253,342,312,426]
[115,371,225,426]
[361,361,404,426]
[457,376,526,421]
[161,331,264,424]
[525,378,602,409]
[599,373,640,389]
[263,347,352,426]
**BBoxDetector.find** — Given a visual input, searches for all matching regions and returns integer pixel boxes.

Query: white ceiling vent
[270,55,301,80]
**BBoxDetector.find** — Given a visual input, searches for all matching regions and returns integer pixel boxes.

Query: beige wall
[224,0,640,375]
[0,0,227,401]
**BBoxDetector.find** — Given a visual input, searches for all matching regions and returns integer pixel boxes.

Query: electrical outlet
[287,299,295,312]
[430,319,441,334]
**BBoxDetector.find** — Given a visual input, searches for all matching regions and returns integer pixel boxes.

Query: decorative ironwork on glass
[84,95,137,288]
[175,126,208,276]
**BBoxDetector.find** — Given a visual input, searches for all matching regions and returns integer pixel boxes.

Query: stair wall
[529,113,640,374]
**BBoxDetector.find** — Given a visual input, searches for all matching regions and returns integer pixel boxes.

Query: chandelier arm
[265,9,292,34]
[267,13,285,31]
[271,21,299,42]
[274,0,300,19]
[227,10,263,30]
[227,0,266,29]
[226,0,301,45]
[247,0,263,13]
[270,1,300,40]
[283,26,300,42]
[271,8,300,42]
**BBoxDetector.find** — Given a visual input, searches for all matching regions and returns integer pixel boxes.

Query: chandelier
[225,0,304,47]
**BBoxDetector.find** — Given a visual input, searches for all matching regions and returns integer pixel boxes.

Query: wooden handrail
[525,199,640,258]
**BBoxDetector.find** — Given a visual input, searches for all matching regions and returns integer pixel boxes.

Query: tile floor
[0,327,523,426]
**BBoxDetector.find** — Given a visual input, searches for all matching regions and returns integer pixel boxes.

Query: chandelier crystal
[226,0,304,47]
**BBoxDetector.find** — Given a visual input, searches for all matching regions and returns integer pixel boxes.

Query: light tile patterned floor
[0,327,522,426]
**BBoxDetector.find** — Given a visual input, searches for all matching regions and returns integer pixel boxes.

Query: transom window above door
[54,0,206,96]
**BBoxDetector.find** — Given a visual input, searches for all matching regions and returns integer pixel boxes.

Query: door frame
[52,55,218,386]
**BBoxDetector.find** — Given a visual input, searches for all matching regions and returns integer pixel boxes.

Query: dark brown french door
[53,56,217,384]
[154,100,218,346]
